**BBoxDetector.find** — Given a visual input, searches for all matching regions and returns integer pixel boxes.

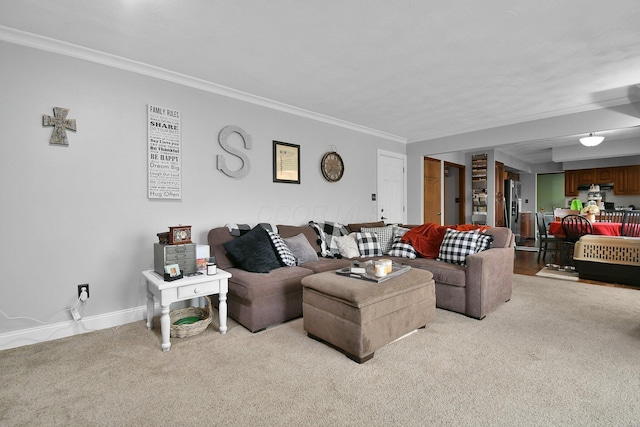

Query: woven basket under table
[169,295,213,338]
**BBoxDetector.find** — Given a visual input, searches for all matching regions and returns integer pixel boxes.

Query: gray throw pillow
[283,233,318,265]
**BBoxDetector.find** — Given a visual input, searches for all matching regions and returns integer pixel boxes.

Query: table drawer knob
[193,288,200,294]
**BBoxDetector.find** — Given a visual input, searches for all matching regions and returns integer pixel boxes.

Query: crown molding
[0,25,407,144]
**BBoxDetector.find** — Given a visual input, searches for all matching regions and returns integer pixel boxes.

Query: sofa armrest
[464,247,514,319]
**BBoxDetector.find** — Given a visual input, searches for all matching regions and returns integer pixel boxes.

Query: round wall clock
[321,151,344,182]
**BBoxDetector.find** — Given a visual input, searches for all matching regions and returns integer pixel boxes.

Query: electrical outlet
[77,284,90,299]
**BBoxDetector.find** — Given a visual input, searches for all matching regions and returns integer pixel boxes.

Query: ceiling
[1,0,640,164]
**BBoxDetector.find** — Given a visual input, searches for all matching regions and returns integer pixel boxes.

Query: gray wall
[407,104,640,225]
[0,41,405,340]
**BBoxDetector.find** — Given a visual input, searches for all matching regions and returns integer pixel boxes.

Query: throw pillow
[361,225,394,254]
[437,229,482,266]
[266,230,297,267]
[225,223,251,236]
[387,236,417,259]
[392,225,411,238]
[334,233,361,258]
[475,232,494,253]
[222,226,282,273]
[355,232,383,257]
[346,221,385,232]
[309,221,349,256]
[283,233,319,265]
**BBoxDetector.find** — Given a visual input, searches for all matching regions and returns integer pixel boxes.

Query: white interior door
[377,150,407,224]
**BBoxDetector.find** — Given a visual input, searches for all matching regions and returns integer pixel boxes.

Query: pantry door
[423,157,442,224]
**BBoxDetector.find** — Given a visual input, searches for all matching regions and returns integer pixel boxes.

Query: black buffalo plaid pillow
[437,229,483,265]
[355,232,383,257]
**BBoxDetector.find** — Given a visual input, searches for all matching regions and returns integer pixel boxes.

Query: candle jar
[374,262,387,278]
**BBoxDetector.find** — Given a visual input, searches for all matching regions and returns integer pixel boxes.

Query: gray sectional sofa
[208,222,514,332]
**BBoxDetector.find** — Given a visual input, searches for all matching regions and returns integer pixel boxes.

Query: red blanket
[401,223,490,258]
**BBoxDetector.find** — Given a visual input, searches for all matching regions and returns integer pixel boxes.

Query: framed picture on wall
[273,141,300,184]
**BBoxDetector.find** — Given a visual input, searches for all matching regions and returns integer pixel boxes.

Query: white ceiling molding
[0,25,407,144]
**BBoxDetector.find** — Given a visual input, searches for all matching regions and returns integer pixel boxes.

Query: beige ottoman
[301,268,435,363]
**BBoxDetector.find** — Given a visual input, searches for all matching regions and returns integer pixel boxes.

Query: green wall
[537,173,566,213]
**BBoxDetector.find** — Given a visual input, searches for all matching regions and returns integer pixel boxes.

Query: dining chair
[621,210,640,237]
[561,214,593,266]
[553,208,579,221]
[536,212,559,263]
[597,210,625,223]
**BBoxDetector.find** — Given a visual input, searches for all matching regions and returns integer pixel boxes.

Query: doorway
[444,162,465,225]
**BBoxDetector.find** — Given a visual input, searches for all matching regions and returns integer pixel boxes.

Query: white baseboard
[0,305,152,351]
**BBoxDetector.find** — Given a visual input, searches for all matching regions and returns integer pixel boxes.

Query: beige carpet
[1,274,640,426]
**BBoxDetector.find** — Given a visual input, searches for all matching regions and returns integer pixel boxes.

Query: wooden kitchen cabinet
[564,170,579,196]
[627,165,640,194]
[596,167,614,183]
[615,165,640,195]
[579,169,595,184]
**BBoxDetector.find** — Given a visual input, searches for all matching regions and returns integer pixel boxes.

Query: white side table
[142,269,232,351]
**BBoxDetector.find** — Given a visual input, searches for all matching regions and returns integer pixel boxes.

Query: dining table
[548,221,622,237]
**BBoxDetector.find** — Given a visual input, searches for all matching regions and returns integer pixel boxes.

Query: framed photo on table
[273,141,300,184]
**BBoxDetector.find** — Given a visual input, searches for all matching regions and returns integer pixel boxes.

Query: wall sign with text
[148,104,181,199]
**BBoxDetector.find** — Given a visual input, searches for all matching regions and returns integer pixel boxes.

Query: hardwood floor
[514,240,544,276]
[514,238,637,290]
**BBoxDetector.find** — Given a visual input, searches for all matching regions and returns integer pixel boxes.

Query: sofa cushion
[299,257,352,273]
[356,232,383,257]
[283,233,319,265]
[483,227,512,248]
[226,266,314,302]
[267,230,297,266]
[437,229,483,266]
[361,225,394,254]
[223,226,282,273]
[404,259,467,287]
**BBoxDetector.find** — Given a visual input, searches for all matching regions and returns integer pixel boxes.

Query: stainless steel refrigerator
[504,179,522,243]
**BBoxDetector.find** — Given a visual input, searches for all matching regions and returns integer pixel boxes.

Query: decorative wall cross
[42,107,77,145]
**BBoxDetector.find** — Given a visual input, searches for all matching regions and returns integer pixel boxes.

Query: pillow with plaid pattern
[355,232,383,257]
[437,229,482,265]
[361,225,395,254]
[309,221,349,256]
[387,236,417,259]
[475,232,494,253]
[266,230,297,266]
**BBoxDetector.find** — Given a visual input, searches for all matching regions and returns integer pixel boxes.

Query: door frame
[376,150,407,224]
[444,161,466,225]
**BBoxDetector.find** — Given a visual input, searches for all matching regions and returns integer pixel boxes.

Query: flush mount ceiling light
[579,133,605,147]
